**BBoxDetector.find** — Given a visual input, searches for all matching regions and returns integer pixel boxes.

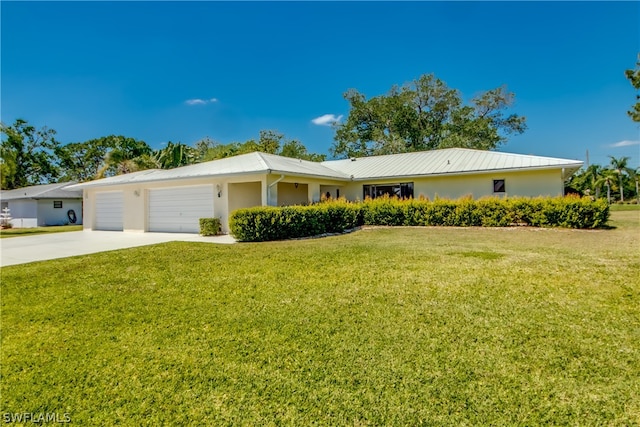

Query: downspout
[267,174,285,206]
[562,168,566,196]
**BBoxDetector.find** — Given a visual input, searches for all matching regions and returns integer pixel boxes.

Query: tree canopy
[199,130,326,162]
[1,119,60,190]
[567,157,639,203]
[625,54,640,122]
[331,74,527,158]
[154,141,196,169]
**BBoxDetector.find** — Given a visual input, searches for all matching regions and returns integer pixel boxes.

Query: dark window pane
[400,183,414,198]
[493,179,506,193]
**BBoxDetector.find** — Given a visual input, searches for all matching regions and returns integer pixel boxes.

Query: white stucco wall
[7,200,38,228]
[277,183,309,206]
[228,182,262,212]
[320,185,344,200]
[340,169,564,201]
[37,199,83,226]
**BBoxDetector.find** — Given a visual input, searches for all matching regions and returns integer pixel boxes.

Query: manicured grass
[1,211,639,425]
[610,203,640,211]
[0,225,83,238]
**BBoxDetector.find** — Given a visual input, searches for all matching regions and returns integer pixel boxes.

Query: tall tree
[568,164,606,199]
[608,155,633,202]
[625,54,640,122]
[594,170,619,204]
[0,119,59,189]
[331,74,526,158]
[154,141,196,169]
[95,136,155,178]
[55,137,116,182]
[280,139,326,161]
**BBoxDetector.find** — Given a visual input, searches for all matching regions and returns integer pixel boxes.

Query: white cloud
[609,140,640,148]
[185,98,218,106]
[311,114,343,126]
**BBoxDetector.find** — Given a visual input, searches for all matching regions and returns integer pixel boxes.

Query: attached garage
[147,185,214,233]
[95,191,124,231]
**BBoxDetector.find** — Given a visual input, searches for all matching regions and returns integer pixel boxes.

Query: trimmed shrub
[199,218,221,236]
[362,196,407,226]
[229,196,610,242]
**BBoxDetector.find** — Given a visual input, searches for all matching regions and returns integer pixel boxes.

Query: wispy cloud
[608,140,640,148]
[311,114,343,126]
[185,98,218,106]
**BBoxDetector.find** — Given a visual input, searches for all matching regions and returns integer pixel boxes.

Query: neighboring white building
[71,148,583,234]
[0,182,83,228]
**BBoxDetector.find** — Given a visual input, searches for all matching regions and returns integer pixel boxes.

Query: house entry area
[147,185,214,233]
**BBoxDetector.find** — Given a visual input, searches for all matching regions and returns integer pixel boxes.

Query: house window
[363,183,414,199]
[493,179,506,193]
[53,201,63,208]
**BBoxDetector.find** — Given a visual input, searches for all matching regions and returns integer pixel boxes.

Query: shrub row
[361,196,610,228]
[229,196,609,242]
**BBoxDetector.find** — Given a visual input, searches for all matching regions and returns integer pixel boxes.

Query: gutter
[267,174,285,205]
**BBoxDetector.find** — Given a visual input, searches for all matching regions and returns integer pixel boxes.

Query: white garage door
[148,185,214,233]
[95,191,124,231]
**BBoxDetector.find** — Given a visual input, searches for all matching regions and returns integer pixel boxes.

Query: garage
[95,191,124,231]
[148,185,214,233]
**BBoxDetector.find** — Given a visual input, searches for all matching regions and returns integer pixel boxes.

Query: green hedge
[199,218,221,236]
[229,200,361,242]
[229,196,609,242]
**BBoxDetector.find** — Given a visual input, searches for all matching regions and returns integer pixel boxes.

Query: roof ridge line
[254,152,272,170]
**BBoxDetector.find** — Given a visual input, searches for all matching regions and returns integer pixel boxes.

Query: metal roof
[70,152,349,188]
[68,148,583,189]
[322,148,584,180]
[0,182,83,201]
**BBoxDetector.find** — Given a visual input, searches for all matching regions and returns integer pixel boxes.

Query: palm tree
[153,141,197,169]
[580,164,605,198]
[594,169,618,204]
[608,156,632,202]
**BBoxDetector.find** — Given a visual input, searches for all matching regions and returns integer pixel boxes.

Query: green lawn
[0,225,83,238]
[610,203,640,211]
[1,211,639,425]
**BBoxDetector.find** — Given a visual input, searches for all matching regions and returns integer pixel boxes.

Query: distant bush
[199,218,221,236]
[229,196,609,242]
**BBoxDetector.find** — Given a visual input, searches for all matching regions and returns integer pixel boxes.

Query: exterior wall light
[216,184,222,198]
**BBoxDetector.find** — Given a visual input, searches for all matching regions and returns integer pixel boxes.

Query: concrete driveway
[0,231,235,267]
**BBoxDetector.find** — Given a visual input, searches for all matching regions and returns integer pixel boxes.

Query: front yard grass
[0,225,83,238]
[610,203,640,211]
[1,210,638,425]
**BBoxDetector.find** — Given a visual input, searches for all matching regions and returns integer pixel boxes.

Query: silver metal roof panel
[322,148,583,180]
[0,182,83,200]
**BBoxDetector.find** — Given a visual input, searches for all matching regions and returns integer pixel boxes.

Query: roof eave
[267,169,351,181]
[349,163,584,181]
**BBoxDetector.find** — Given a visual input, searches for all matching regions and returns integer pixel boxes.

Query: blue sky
[2,1,639,167]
